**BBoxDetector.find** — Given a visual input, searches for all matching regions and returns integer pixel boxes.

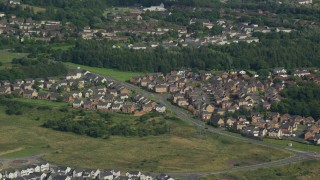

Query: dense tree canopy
[56,29,320,73]
[272,82,320,119]
[0,59,68,81]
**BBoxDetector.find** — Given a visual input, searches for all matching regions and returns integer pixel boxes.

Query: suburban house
[143,3,166,12]
[97,102,111,111]
[122,103,136,113]
[38,92,50,100]
[154,85,168,93]
[142,103,153,112]
[126,171,141,179]
[273,67,287,74]
[211,117,225,127]
[177,98,189,107]
[155,104,166,113]
[9,0,21,5]
[23,90,38,98]
[295,0,313,5]
[201,111,212,121]
[72,99,84,108]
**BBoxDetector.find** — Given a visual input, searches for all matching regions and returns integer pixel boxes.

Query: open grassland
[0,50,28,69]
[64,62,143,82]
[201,160,320,180]
[264,138,320,152]
[0,106,291,172]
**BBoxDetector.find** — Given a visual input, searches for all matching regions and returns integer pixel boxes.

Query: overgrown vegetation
[0,50,68,81]
[43,112,171,138]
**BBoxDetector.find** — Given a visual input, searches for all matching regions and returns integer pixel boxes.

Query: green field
[50,44,75,51]
[21,4,46,13]
[64,62,143,82]
[0,146,44,158]
[201,160,320,180]
[103,7,141,16]
[0,50,28,69]
[0,105,291,172]
[264,138,320,152]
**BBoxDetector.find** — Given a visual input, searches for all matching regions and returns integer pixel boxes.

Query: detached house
[177,98,189,107]
[142,103,153,112]
[6,170,19,179]
[100,171,113,180]
[211,117,225,127]
[111,103,122,112]
[155,104,166,113]
[38,92,50,100]
[268,128,283,138]
[154,85,168,93]
[97,102,111,111]
[280,121,297,136]
[122,103,136,113]
[0,86,11,94]
[23,90,38,98]
[72,99,84,108]
[273,67,287,74]
[201,111,212,121]
[66,70,83,80]
[126,171,141,179]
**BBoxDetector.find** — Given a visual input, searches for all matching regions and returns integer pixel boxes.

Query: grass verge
[64,62,144,82]
[201,160,320,180]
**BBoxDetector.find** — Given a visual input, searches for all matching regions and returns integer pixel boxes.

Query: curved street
[102,74,320,178]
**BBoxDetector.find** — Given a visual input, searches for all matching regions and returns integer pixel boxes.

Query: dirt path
[0,147,24,156]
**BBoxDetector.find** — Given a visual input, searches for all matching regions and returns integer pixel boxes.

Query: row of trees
[0,60,68,81]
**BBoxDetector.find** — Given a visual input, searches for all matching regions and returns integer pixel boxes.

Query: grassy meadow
[64,62,144,82]
[264,138,320,152]
[20,4,46,13]
[201,160,320,180]
[0,105,291,173]
[0,50,28,69]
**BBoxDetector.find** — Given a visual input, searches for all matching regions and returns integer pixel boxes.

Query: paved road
[102,75,320,170]
[68,66,320,179]
[167,153,314,179]
[104,75,316,151]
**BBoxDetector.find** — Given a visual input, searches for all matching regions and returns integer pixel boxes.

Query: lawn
[264,138,320,152]
[20,4,46,13]
[103,7,141,16]
[0,106,291,173]
[64,62,144,82]
[201,160,320,180]
[0,50,28,69]
[0,146,44,158]
[50,44,75,51]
